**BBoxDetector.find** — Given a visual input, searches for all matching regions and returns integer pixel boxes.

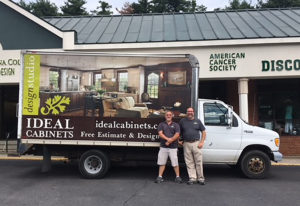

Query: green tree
[151,0,188,13]
[189,0,207,12]
[225,0,254,10]
[18,0,31,12]
[31,0,58,17]
[61,0,88,16]
[90,1,112,15]
[18,0,58,17]
[116,0,206,14]
[131,0,151,13]
[257,0,300,8]
[116,2,134,14]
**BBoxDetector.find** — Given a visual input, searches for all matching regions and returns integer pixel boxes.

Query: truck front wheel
[240,150,271,179]
[79,150,110,179]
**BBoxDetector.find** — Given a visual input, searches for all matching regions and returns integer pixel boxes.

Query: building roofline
[1,0,64,38]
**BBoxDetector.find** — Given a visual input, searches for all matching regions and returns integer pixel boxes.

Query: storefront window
[258,79,300,136]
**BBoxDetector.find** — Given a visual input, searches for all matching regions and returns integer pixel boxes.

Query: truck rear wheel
[240,150,270,179]
[79,150,110,179]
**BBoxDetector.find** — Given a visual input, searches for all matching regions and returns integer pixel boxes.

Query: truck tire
[79,150,110,179]
[240,150,271,179]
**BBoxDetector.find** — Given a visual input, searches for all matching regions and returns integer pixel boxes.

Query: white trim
[0,42,2,50]
[66,37,300,50]
[1,0,63,38]
[21,139,161,147]
[63,31,76,50]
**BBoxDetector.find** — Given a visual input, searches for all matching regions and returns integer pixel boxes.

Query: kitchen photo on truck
[21,52,196,145]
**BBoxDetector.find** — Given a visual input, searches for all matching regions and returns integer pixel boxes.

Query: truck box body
[19,51,197,147]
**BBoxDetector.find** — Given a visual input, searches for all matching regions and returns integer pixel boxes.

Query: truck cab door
[200,102,242,163]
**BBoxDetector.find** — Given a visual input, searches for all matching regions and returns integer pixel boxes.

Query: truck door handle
[244,130,253,133]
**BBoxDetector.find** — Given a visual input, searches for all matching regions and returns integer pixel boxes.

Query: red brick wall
[279,136,300,156]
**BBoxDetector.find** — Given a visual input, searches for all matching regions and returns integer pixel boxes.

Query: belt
[185,139,199,143]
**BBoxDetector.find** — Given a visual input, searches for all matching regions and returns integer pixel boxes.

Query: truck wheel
[240,150,270,179]
[79,150,110,179]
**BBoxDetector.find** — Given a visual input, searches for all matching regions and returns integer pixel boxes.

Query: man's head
[186,107,195,120]
[165,111,173,122]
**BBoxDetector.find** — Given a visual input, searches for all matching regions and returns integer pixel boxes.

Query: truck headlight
[275,138,280,147]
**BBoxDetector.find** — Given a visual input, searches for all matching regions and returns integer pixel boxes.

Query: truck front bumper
[272,151,283,162]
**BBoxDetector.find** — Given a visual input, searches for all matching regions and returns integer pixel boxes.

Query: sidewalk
[0,154,300,166]
[271,156,300,166]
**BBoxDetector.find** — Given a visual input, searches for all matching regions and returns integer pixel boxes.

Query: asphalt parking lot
[0,159,299,206]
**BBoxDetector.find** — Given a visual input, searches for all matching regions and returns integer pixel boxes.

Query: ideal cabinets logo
[25,118,74,139]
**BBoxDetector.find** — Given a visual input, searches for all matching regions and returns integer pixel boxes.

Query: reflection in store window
[257,79,300,136]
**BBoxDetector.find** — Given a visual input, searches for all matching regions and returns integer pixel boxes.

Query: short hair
[186,107,194,112]
[165,110,173,116]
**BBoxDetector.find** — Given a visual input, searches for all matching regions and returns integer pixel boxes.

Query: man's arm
[159,131,180,142]
[172,132,180,142]
[198,130,206,149]
[158,131,170,142]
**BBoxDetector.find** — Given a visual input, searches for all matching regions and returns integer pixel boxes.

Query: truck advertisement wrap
[21,52,193,144]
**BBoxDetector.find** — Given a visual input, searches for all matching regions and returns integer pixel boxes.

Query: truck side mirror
[227,106,233,128]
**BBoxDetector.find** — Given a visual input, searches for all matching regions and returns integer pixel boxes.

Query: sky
[17,0,259,14]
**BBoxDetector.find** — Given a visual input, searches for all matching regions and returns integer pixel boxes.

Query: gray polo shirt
[179,118,205,142]
[157,121,180,148]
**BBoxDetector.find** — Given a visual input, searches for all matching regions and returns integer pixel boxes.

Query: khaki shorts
[157,147,179,167]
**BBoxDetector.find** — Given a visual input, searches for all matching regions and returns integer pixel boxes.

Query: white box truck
[18,51,282,179]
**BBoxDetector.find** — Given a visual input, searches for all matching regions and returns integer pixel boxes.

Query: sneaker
[175,177,183,183]
[187,180,196,185]
[155,176,164,183]
[198,180,205,185]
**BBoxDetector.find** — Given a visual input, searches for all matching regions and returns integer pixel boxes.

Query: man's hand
[198,141,204,149]
[165,142,170,146]
[178,141,183,146]
[167,138,173,143]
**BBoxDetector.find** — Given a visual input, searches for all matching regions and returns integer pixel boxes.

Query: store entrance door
[0,85,19,140]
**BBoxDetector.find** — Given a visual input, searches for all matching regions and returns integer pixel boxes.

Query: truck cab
[198,99,282,178]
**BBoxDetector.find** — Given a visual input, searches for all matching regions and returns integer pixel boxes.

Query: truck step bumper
[272,151,283,162]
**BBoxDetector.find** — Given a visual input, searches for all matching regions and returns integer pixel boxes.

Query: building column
[60,70,68,91]
[238,78,249,122]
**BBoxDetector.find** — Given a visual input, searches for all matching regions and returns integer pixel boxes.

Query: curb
[271,163,300,166]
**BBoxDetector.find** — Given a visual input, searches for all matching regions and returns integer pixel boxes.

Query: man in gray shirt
[179,107,206,185]
[155,111,182,184]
